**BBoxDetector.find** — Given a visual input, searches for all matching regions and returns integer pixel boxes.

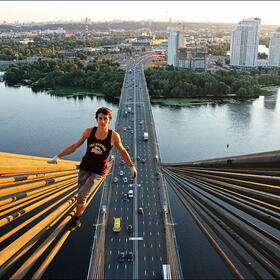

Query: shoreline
[4,83,278,107]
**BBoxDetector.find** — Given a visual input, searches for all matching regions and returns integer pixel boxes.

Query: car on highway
[118,252,126,263]
[119,170,124,176]
[123,177,128,183]
[127,252,134,262]
[128,190,134,198]
[113,177,118,183]
[127,224,133,233]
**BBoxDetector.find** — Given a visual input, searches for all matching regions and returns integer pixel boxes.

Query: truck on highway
[143,132,148,141]
[162,264,171,279]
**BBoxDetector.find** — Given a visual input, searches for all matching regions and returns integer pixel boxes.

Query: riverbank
[150,87,278,107]
[261,85,280,94]
[48,86,104,97]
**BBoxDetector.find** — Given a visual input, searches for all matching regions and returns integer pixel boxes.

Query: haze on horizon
[1,1,280,26]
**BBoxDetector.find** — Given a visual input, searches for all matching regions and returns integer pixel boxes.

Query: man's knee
[77,173,102,205]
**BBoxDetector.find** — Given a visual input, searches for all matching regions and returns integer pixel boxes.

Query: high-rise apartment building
[177,48,208,71]
[268,32,280,67]
[230,18,261,69]
[167,27,185,66]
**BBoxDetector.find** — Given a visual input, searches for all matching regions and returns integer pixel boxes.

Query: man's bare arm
[113,131,137,178]
[48,128,90,163]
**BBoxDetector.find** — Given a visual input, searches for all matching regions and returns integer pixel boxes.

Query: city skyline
[1,1,280,26]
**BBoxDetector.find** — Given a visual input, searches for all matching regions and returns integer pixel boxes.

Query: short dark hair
[95,107,113,120]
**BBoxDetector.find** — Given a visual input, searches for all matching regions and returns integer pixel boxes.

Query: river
[1,82,279,279]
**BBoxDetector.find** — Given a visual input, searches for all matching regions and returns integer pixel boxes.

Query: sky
[1,1,280,26]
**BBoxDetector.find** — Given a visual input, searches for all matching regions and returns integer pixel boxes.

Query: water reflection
[264,94,277,111]
[226,102,252,132]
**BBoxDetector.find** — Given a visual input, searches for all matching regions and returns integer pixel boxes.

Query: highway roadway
[103,60,167,279]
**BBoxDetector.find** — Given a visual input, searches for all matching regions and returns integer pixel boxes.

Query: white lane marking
[151,243,153,248]
[108,264,111,269]
[127,216,129,220]
[145,270,147,276]
[160,257,163,261]
[152,256,154,261]
[121,207,123,211]
[149,221,151,225]
[111,238,113,242]
[119,238,121,243]
[159,243,161,248]
[125,264,127,270]
[143,221,144,224]
[153,271,155,276]
[109,250,112,255]
[150,232,152,236]
[126,238,128,243]
[144,243,145,247]
[114,207,116,211]
[117,264,119,270]
[144,256,146,261]
[143,231,145,236]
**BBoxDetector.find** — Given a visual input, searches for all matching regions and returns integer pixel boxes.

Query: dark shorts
[77,169,103,206]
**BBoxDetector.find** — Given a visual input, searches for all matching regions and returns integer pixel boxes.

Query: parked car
[123,177,128,183]
[119,170,124,176]
[123,194,128,201]
[138,207,144,214]
[113,177,118,183]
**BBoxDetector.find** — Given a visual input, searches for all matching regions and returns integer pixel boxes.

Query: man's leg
[69,172,102,229]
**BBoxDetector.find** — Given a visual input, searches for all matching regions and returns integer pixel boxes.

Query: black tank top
[79,127,113,175]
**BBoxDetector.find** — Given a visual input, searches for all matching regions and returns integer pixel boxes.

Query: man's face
[96,113,111,128]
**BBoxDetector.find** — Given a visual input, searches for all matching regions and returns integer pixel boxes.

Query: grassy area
[260,86,279,95]
[49,86,104,97]
[151,98,214,106]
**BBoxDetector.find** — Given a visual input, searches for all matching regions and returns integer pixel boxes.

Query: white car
[119,171,124,176]
[123,177,128,183]
[128,190,134,198]
[113,177,118,183]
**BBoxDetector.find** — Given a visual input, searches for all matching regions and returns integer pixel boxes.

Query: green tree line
[0,37,125,61]
[5,58,125,98]
[144,67,270,98]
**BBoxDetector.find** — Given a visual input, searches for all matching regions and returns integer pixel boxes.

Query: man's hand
[130,165,137,179]
[47,155,60,164]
